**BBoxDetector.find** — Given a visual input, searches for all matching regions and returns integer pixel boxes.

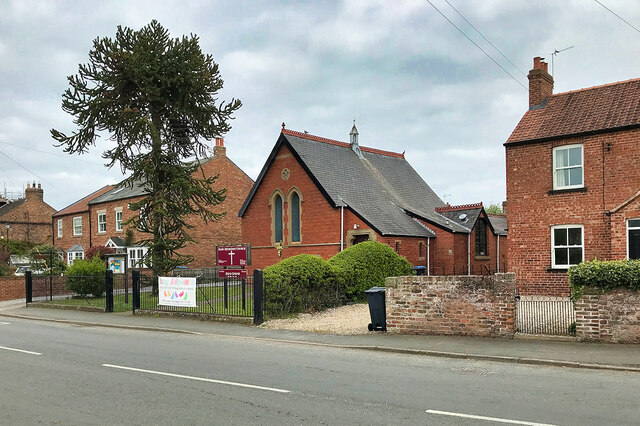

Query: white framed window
[97,212,106,233]
[73,216,82,236]
[115,210,123,231]
[57,219,62,238]
[551,224,584,268]
[553,144,583,190]
[627,219,640,260]
[128,247,149,268]
[67,251,84,265]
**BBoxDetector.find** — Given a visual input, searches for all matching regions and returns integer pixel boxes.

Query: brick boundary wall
[385,273,516,337]
[0,276,25,302]
[575,290,640,343]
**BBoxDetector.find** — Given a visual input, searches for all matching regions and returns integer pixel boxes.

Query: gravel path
[261,303,371,335]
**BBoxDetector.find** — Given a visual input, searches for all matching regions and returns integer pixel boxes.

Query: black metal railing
[135,271,255,318]
[515,293,576,336]
[418,263,508,276]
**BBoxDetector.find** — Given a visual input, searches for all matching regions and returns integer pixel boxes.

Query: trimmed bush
[569,259,640,300]
[263,254,342,316]
[65,257,107,297]
[328,241,412,301]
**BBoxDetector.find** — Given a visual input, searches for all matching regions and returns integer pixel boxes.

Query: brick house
[239,125,507,273]
[53,139,253,269]
[505,56,640,296]
[0,183,56,245]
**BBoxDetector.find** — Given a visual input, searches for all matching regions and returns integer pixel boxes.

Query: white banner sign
[158,276,197,307]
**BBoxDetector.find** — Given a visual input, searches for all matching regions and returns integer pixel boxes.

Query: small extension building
[239,125,507,273]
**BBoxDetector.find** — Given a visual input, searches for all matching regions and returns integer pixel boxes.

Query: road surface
[1,318,638,425]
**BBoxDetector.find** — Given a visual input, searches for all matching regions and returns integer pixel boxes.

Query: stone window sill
[475,256,490,261]
[548,186,588,196]
[546,267,570,272]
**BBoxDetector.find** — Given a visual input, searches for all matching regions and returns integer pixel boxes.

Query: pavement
[1,301,639,373]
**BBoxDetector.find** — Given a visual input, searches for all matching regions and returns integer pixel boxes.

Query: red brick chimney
[528,56,554,107]
[25,181,43,201]
[213,137,226,158]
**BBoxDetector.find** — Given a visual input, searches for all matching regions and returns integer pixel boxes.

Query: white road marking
[425,409,557,426]
[0,345,42,355]
[0,322,10,325]
[102,363,291,394]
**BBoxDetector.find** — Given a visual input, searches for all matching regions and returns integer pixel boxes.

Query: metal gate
[515,292,576,336]
[132,269,263,324]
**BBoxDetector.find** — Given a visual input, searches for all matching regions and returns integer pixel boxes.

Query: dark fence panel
[31,273,107,310]
[515,294,576,336]
[426,262,508,276]
[136,271,254,318]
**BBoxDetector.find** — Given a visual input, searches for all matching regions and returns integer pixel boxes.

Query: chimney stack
[502,201,507,216]
[528,56,554,108]
[25,181,43,201]
[213,137,226,158]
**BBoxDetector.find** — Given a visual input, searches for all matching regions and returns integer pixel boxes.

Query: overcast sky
[1,0,638,211]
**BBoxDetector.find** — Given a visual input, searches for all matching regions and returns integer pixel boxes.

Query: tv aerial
[551,45,575,77]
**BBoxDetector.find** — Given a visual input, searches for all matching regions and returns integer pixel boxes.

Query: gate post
[132,270,140,313]
[253,269,263,325]
[105,269,114,313]
[25,271,32,305]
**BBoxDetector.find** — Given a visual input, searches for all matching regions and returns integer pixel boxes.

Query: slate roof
[239,129,478,237]
[488,215,507,236]
[0,198,26,218]
[53,185,114,217]
[68,244,84,252]
[106,236,126,247]
[88,157,217,205]
[507,78,640,144]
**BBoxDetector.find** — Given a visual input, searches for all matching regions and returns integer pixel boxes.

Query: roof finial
[281,122,286,131]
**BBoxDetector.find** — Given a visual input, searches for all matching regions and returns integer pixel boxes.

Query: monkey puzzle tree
[51,20,241,278]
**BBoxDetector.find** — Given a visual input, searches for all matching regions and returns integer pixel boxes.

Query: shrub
[568,259,640,300]
[328,241,412,301]
[263,254,342,316]
[30,245,66,275]
[85,245,115,261]
[65,257,107,297]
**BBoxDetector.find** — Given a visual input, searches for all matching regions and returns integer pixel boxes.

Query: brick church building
[505,57,640,296]
[240,125,507,273]
[53,138,253,269]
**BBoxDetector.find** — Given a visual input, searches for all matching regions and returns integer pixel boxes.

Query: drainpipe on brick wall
[340,204,344,251]
[496,235,500,272]
[427,237,430,276]
[467,233,471,275]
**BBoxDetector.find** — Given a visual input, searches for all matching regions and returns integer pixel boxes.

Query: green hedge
[65,257,107,298]
[329,241,411,301]
[568,259,640,300]
[263,254,342,316]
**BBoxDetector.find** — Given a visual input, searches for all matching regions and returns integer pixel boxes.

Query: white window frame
[67,250,84,266]
[115,209,123,231]
[128,246,149,268]
[72,216,82,236]
[626,218,640,260]
[97,212,107,234]
[552,144,584,190]
[551,224,584,269]
[57,219,62,238]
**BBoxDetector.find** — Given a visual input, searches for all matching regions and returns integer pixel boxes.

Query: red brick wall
[0,276,25,301]
[0,187,56,244]
[385,273,516,337]
[575,290,640,343]
[53,211,92,255]
[505,128,640,296]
